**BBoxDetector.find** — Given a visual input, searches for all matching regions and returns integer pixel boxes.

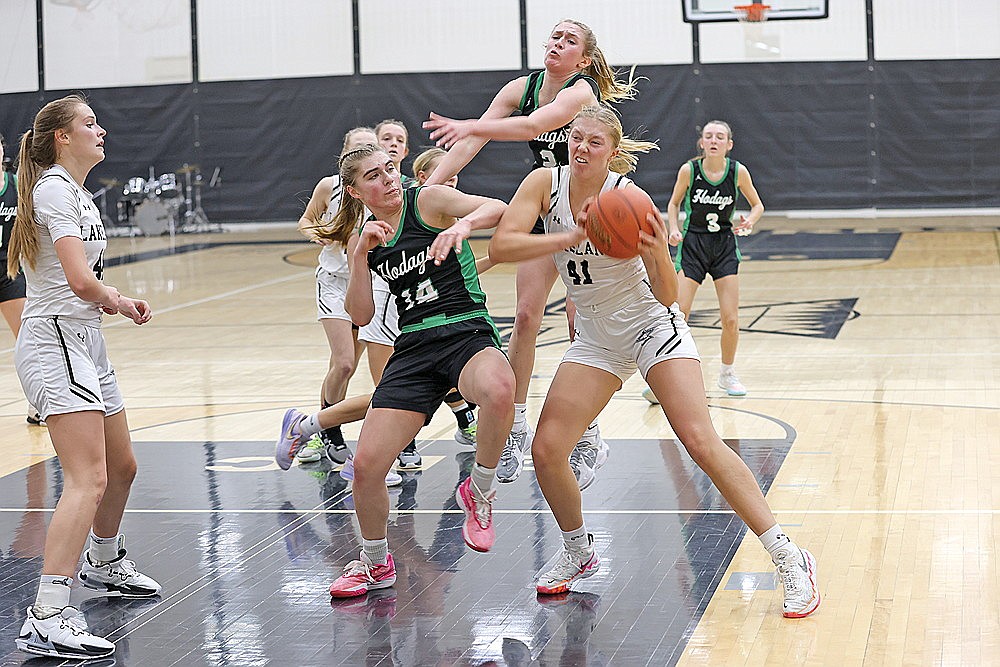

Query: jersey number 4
[401,278,439,310]
[566,260,593,285]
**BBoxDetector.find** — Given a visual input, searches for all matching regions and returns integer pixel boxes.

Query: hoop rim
[734,3,771,22]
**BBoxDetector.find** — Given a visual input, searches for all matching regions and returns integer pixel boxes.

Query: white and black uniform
[544,166,700,384]
[14,165,124,418]
[358,272,400,346]
[314,176,352,322]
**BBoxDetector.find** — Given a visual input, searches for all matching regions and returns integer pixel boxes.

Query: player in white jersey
[295,126,376,465]
[490,107,819,618]
[6,95,161,661]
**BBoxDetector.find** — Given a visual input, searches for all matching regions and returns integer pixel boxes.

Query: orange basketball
[586,187,658,259]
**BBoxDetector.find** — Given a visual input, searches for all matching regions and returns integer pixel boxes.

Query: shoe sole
[296,452,323,463]
[718,382,747,396]
[536,557,601,595]
[396,461,422,470]
[330,577,396,598]
[782,549,820,618]
[80,576,161,598]
[16,638,114,660]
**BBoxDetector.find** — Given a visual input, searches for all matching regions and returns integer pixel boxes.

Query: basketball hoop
[734,4,771,23]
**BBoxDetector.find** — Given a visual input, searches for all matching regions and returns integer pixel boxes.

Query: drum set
[113,164,219,236]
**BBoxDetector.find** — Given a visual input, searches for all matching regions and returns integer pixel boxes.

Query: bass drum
[133,198,172,236]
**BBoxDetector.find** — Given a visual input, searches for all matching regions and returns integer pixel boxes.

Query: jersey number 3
[539,149,558,168]
[401,278,439,310]
[706,213,721,233]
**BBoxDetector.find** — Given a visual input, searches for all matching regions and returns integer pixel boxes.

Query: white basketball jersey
[22,165,106,322]
[316,175,349,275]
[544,166,651,316]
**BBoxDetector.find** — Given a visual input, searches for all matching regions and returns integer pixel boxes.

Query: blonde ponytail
[8,94,88,277]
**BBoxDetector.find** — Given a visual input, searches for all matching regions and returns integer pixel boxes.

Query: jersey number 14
[400,278,439,310]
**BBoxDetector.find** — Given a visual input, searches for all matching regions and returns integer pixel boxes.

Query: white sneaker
[641,387,659,405]
[16,606,115,660]
[536,535,600,595]
[718,370,747,396]
[396,444,422,470]
[80,539,161,598]
[497,425,533,483]
[772,544,820,618]
[296,433,325,463]
[570,426,609,491]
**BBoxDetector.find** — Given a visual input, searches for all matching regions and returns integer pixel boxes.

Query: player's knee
[68,468,109,508]
[474,372,515,416]
[677,425,719,465]
[351,453,382,488]
[328,358,356,383]
[720,312,740,332]
[512,309,543,338]
[109,455,137,487]
[529,436,562,473]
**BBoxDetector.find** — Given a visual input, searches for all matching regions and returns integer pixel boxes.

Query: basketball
[586,188,659,259]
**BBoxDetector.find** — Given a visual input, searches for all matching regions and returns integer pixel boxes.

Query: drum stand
[180,165,220,233]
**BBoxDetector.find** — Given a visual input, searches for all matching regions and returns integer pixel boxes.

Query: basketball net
[735,4,781,59]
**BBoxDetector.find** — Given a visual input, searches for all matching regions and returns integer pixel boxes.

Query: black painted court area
[0,429,793,666]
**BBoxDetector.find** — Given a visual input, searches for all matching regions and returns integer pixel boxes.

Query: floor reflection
[0,427,794,666]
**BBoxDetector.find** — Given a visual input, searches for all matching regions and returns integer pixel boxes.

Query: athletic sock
[362,538,389,566]
[470,463,496,497]
[513,403,527,431]
[88,530,121,563]
[721,363,735,375]
[562,524,592,557]
[402,439,417,454]
[34,575,73,618]
[299,413,323,439]
[759,524,792,557]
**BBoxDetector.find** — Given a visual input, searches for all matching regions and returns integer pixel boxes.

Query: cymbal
[175,164,201,174]
[98,177,120,187]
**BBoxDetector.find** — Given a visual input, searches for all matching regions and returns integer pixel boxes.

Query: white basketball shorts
[15,317,125,419]
[316,267,351,322]
[358,288,400,347]
[562,296,700,384]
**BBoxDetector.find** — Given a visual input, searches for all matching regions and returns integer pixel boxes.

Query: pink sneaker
[329,552,396,598]
[456,477,496,552]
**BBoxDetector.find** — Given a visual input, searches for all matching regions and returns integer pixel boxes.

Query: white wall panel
[0,0,38,93]
[198,0,353,82]
[700,0,867,63]
[359,0,520,74]
[43,0,191,89]
[526,0,692,67]
[874,0,1000,60]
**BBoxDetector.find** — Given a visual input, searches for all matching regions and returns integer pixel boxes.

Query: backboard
[682,0,829,23]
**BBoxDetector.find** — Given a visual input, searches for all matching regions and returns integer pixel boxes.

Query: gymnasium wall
[1,0,998,222]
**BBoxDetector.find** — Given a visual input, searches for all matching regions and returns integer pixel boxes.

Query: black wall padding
[2,59,997,222]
